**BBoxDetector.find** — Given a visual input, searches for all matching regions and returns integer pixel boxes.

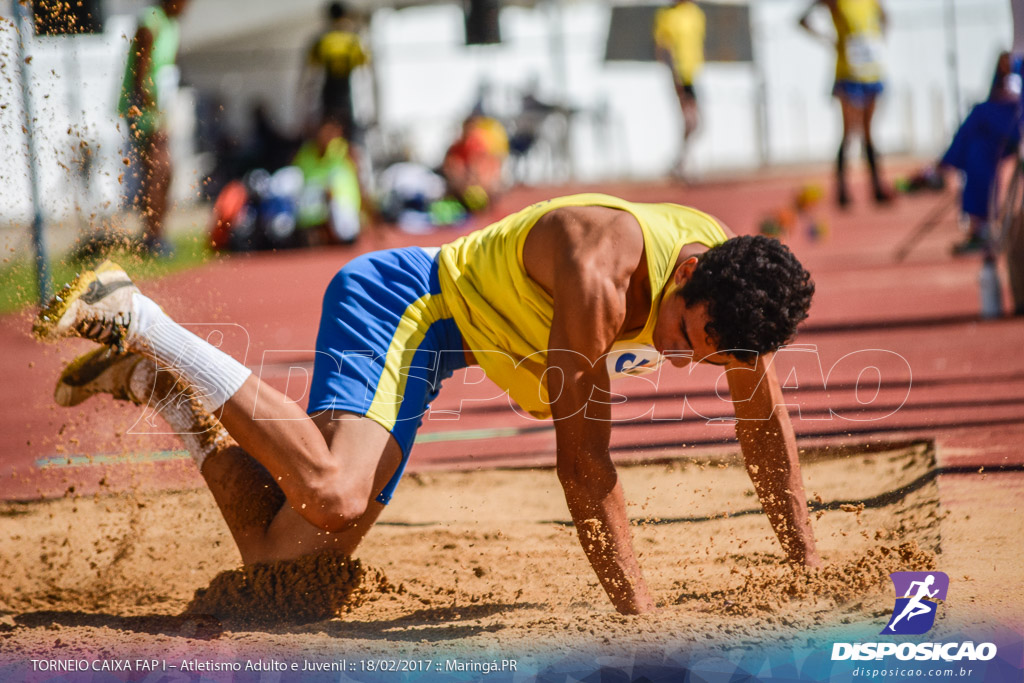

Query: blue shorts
[833,79,884,106]
[941,100,1022,219]
[307,246,467,504]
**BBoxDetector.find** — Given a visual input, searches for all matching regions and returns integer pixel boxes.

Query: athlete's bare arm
[524,206,657,615]
[691,221,820,566]
[726,353,821,567]
[798,0,837,47]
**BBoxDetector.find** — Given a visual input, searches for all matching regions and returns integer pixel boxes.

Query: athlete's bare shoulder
[522,205,645,297]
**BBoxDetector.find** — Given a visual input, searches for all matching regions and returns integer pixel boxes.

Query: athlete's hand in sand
[529,208,657,615]
[726,352,821,569]
[803,551,823,568]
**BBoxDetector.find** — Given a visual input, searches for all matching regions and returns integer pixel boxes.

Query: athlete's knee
[301,478,370,533]
[303,499,368,533]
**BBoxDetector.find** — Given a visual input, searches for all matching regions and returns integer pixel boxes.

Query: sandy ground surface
[2,442,1020,673]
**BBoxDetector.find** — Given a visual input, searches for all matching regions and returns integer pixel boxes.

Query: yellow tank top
[437,193,728,418]
[653,2,706,86]
[834,0,884,83]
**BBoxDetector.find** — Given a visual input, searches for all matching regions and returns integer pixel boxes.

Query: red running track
[2,173,1022,501]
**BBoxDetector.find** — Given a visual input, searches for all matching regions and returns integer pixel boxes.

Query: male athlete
[36,193,820,615]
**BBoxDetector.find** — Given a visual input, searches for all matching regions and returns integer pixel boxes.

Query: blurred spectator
[250,103,303,174]
[293,118,362,245]
[508,81,571,184]
[929,52,1024,256]
[799,0,891,207]
[376,162,466,233]
[202,101,301,200]
[299,1,369,141]
[117,0,190,257]
[653,0,705,179]
[442,113,509,213]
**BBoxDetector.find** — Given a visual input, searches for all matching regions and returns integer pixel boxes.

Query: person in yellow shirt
[799,0,892,206]
[654,0,706,178]
[37,194,821,616]
[300,2,370,141]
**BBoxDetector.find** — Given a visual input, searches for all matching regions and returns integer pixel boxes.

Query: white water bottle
[979,258,1003,319]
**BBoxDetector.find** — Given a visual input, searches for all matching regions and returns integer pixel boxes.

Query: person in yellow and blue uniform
[799,0,892,206]
[41,195,822,616]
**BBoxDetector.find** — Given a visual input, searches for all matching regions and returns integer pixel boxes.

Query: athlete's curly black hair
[679,236,814,363]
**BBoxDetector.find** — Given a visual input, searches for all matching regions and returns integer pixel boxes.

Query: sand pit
[1,441,1020,669]
[186,551,398,623]
[682,541,936,618]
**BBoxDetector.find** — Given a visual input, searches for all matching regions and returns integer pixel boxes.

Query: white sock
[129,360,231,472]
[128,294,251,412]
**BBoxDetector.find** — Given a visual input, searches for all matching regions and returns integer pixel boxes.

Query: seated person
[441,113,508,213]
[930,52,1023,255]
[293,118,362,245]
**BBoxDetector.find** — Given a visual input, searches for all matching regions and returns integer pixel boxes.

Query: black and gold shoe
[54,346,147,407]
[33,260,140,350]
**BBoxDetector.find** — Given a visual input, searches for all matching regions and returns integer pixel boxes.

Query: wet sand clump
[684,541,936,616]
[186,551,398,624]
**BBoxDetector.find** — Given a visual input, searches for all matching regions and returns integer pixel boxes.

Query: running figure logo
[882,571,949,635]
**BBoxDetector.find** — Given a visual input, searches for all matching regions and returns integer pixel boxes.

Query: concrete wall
[0,0,1014,223]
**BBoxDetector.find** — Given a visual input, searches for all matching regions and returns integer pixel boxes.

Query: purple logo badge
[882,571,949,635]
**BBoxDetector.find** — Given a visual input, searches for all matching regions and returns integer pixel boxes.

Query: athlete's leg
[36,247,445,536]
[679,88,699,141]
[35,266,372,533]
[197,441,286,558]
[129,301,382,531]
[56,349,396,563]
[245,411,403,563]
[862,94,891,202]
[139,131,172,252]
[838,95,861,140]
[673,83,699,177]
[203,411,402,563]
[211,377,370,531]
[836,95,860,207]
[861,93,877,148]
[201,442,386,565]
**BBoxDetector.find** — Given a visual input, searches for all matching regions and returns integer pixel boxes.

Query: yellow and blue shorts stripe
[308,246,467,503]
